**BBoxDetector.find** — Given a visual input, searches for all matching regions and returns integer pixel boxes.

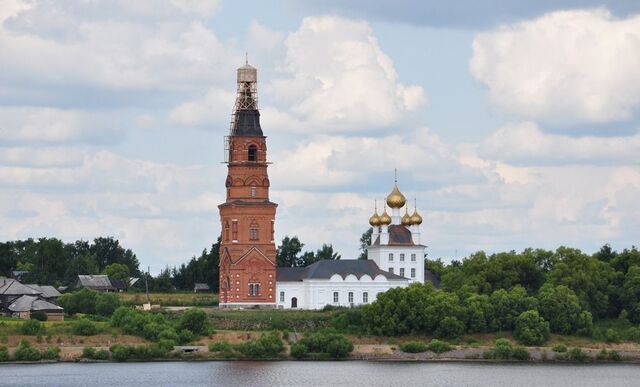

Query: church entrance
[291,297,298,308]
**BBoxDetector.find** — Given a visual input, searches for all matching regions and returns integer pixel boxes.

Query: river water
[0,361,638,387]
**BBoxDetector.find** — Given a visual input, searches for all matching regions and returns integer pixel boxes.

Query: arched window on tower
[224,221,230,242]
[248,145,257,162]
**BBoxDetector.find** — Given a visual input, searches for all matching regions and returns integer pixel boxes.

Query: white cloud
[470,9,640,125]
[169,87,235,126]
[478,122,640,165]
[267,16,426,132]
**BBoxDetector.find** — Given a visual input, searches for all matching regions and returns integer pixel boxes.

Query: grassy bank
[117,292,218,307]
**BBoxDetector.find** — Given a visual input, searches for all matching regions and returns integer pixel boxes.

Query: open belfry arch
[218,61,277,308]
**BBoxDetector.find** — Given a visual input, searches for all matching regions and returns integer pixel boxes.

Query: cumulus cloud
[470,9,640,125]
[478,122,640,165]
[169,87,235,127]
[268,16,426,132]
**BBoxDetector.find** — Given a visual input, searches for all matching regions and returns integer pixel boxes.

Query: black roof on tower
[232,109,263,136]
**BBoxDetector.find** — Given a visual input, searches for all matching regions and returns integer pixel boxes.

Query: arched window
[249,220,259,241]
[248,145,257,161]
[224,221,230,242]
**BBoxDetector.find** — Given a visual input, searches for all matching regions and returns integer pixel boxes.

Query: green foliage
[290,342,308,359]
[537,284,582,334]
[605,328,620,343]
[235,332,284,359]
[104,263,130,281]
[209,341,232,352]
[358,228,373,260]
[41,346,60,360]
[568,347,588,362]
[511,346,531,360]
[399,341,427,353]
[94,349,110,360]
[177,308,210,336]
[435,316,465,339]
[73,319,98,336]
[426,339,452,354]
[489,286,538,331]
[14,340,41,361]
[0,346,10,362]
[82,347,96,358]
[514,310,550,345]
[30,311,48,321]
[59,289,121,317]
[21,319,44,335]
[297,332,353,359]
[485,338,513,360]
[109,344,130,362]
[552,344,567,353]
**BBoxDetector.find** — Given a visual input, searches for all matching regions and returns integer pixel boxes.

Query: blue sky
[1,0,639,272]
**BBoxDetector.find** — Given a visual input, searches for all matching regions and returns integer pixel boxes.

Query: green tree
[514,310,550,346]
[358,228,373,260]
[276,236,304,267]
[489,286,538,331]
[537,284,582,334]
[177,308,210,336]
[315,244,341,261]
[104,263,130,281]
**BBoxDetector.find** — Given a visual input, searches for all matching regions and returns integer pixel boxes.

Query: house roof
[26,285,62,298]
[194,283,210,290]
[232,109,263,136]
[372,225,422,246]
[8,295,63,313]
[110,278,128,290]
[277,260,407,282]
[0,279,42,296]
[77,275,114,290]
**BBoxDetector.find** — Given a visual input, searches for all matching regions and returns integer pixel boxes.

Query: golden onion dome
[401,207,412,226]
[379,206,392,225]
[410,208,423,225]
[369,204,381,227]
[386,171,406,208]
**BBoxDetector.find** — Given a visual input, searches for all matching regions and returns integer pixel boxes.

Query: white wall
[276,275,409,310]
[368,245,425,283]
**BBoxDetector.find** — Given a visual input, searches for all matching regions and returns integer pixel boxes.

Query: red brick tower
[218,61,277,308]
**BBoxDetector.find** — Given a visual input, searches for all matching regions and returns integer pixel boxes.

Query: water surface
[0,361,638,387]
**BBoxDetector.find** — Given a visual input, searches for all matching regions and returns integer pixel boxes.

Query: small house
[194,283,210,293]
[8,295,64,320]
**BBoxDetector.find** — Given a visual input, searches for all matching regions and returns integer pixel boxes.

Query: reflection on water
[1,361,638,387]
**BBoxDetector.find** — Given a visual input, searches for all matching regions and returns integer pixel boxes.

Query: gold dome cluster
[369,171,424,228]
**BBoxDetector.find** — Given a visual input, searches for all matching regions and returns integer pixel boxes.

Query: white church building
[275,174,435,309]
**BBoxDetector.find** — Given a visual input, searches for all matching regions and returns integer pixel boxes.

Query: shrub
[427,339,452,354]
[41,346,60,360]
[31,311,48,321]
[605,329,620,343]
[552,344,567,353]
[435,317,465,339]
[177,329,195,345]
[95,293,121,317]
[209,341,232,352]
[399,341,427,353]
[514,310,550,346]
[177,308,211,336]
[73,319,98,336]
[575,311,593,337]
[568,347,588,362]
[236,332,284,359]
[110,344,131,362]
[486,338,513,360]
[82,347,96,358]
[94,349,110,360]
[0,346,10,362]
[14,340,41,361]
[21,319,44,335]
[290,342,308,359]
[298,332,353,359]
[511,346,531,360]
[158,328,179,342]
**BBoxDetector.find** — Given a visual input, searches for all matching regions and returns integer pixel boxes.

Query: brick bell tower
[218,61,277,308]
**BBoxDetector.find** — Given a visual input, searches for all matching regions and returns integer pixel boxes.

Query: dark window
[291,297,298,308]
[249,220,259,240]
[248,145,257,161]
[232,220,238,241]
[224,221,230,241]
[249,283,260,296]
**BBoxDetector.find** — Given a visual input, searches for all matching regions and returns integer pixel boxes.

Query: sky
[1,0,639,273]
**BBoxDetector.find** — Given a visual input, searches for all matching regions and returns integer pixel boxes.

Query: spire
[386,170,406,209]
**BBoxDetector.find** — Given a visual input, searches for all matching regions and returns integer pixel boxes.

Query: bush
[298,332,353,359]
[14,340,41,361]
[177,308,211,336]
[514,310,550,346]
[605,328,620,343]
[73,319,98,336]
[290,342,308,359]
[209,341,232,352]
[399,341,428,353]
[568,347,588,362]
[435,317,465,339]
[486,338,513,360]
[95,293,121,317]
[41,346,60,360]
[94,349,110,360]
[31,311,48,321]
[0,346,10,362]
[552,344,567,353]
[178,329,195,345]
[597,348,621,361]
[110,344,131,362]
[82,347,96,358]
[21,319,44,335]
[511,346,531,360]
[427,339,452,354]
[235,332,284,359]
